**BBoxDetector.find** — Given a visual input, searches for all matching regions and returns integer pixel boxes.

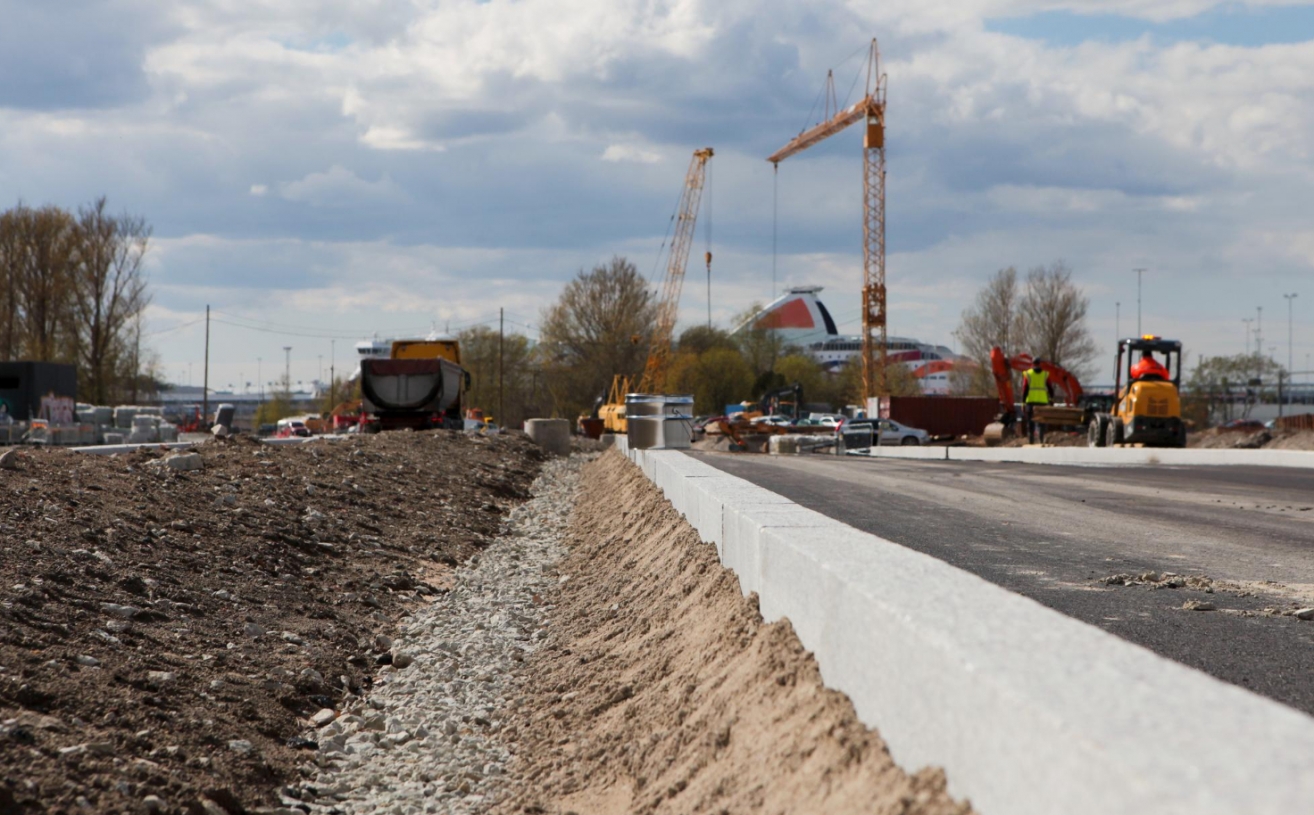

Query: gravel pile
[295,455,582,815]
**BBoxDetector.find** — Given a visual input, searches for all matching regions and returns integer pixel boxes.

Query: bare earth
[493,451,974,815]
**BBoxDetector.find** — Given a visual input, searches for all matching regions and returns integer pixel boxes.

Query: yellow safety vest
[1024,369,1050,404]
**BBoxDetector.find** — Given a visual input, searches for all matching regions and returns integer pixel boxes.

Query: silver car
[840,417,928,446]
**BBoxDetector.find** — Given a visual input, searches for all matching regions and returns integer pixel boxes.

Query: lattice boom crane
[636,147,714,394]
[768,39,888,399]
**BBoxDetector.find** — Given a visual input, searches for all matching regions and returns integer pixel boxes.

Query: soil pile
[0,431,544,813]
[1189,427,1314,450]
[494,451,974,815]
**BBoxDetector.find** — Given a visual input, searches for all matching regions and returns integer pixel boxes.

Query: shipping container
[878,396,998,438]
[0,362,78,422]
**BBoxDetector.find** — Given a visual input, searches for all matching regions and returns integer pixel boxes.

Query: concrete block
[768,435,801,455]
[524,418,571,456]
[628,449,1314,815]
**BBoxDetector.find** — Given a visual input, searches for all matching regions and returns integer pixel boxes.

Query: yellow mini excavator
[1088,335,1187,448]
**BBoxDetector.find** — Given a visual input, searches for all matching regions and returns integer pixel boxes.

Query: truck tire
[1173,423,1188,448]
[1106,418,1124,447]
[1089,415,1108,448]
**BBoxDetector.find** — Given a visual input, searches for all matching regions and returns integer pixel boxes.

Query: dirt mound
[1189,427,1314,450]
[0,431,544,813]
[494,451,973,815]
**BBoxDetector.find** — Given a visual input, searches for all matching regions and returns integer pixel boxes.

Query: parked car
[750,414,793,427]
[1219,418,1265,431]
[275,418,311,438]
[839,417,928,446]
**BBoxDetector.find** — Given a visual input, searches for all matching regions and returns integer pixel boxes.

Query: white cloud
[279,165,404,206]
[601,144,662,164]
[249,183,268,196]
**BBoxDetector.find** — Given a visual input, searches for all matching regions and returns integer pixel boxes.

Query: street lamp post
[283,346,292,396]
[1133,268,1147,335]
[1242,318,1253,356]
[1284,293,1298,406]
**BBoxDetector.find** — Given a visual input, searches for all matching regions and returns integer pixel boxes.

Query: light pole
[257,357,263,402]
[1242,318,1253,355]
[1284,293,1297,397]
[1133,268,1147,335]
[283,346,292,396]
[1255,306,1263,355]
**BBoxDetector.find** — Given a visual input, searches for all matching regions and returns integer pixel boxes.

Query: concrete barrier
[525,418,572,456]
[861,444,1314,468]
[615,436,1314,815]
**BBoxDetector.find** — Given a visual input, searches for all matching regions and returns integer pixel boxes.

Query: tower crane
[597,147,714,433]
[768,39,888,401]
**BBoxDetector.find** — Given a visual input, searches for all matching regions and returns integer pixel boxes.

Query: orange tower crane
[636,147,714,393]
[768,39,888,398]
[597,147,713,433]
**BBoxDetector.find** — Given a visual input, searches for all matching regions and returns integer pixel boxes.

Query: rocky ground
[492,451,974,815]
[2,434,973,815]
[0,431,544,814]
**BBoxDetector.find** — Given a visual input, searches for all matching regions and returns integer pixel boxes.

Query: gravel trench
[293,455,582,815]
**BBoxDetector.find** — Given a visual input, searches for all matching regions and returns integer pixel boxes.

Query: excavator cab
[1089,336,1186,448]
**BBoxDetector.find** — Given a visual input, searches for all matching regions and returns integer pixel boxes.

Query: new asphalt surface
[691,452,1314,716]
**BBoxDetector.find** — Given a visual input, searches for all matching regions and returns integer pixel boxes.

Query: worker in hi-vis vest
[1022,360,1052,443]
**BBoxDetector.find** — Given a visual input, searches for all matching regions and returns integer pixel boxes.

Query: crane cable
[705,157,714,329]
[772,162,779,299]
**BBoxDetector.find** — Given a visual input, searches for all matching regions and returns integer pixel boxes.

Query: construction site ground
[0,432,545,813]
[694,451,1314,717]
[0,436,974,815]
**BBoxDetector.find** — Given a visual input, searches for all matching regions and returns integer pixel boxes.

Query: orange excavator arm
[990,347,1083,408]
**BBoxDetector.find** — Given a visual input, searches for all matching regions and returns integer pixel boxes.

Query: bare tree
[457,325,543,428]
[1015,261,1099,380]
[71,198,152,404]
[953,267,1021,395]
[538,256,655,418]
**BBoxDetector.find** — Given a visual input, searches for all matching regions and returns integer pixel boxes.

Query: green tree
[1184,353,1285,426]
[676,325,737,356]
[458,325,543,428]
[731,303,784,392]
[666,346,755,415]
[538,256,655,419]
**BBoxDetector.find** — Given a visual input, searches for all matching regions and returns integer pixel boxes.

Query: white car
[750,414,793,427]
[839,417,928,446]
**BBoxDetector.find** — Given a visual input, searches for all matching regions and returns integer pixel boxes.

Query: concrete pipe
[525,418,571,456]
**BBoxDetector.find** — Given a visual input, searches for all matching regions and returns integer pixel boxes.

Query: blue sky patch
[986,4,1314,47]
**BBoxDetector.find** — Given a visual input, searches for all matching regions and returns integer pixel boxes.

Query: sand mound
[494,451,973,815]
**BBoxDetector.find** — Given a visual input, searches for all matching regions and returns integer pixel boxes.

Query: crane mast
[636,147,714,394]
[768,39,888,399]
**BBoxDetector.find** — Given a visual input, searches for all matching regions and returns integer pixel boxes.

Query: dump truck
[359,355,468,432]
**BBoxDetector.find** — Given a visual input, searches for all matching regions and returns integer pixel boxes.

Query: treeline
[0,198,152,404]
[459,256,919,425]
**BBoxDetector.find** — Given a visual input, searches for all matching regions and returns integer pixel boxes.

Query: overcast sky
[3,0,1313,389]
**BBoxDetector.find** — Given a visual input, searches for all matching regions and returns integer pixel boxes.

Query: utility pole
[257,357,262,403]
[283,346,292,397]
[498,308,505,424]
[1284,293,1297,406]
[1242,318,1253,355]
[1133,269,1147,336]
[1115,301,1120,345]
[203,305,211,425]
[330,339,336,411]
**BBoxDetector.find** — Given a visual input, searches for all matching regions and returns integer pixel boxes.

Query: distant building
[733,286,965,394]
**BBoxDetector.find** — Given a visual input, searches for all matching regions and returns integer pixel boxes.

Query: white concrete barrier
[617,439,1314,815]
[525,418,572,455]
[865,444,1314,468]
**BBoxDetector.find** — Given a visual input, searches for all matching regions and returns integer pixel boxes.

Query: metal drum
[625,394,694,449]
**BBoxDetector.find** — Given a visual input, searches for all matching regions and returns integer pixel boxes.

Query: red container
[578,417,605,439]
[879,396,999,438]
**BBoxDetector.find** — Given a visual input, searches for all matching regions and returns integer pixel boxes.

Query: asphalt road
[691,452,1314,716]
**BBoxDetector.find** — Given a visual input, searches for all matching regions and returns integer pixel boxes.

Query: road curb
[862,444,1314,468]
[618,437,1314,815]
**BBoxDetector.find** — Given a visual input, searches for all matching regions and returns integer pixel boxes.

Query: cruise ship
[734,286,965,394]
